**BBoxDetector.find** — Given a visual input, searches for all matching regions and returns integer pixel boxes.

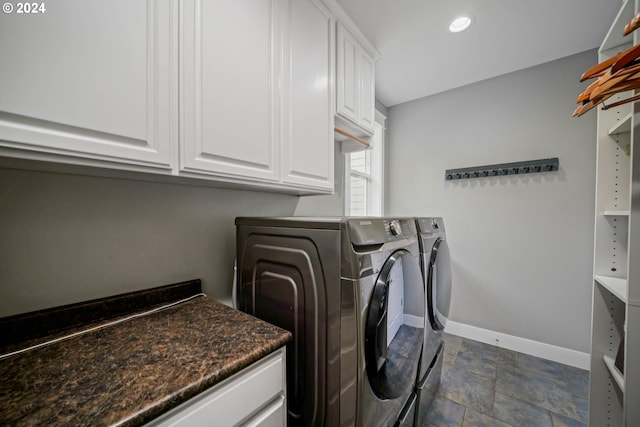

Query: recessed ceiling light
[449,16,472,33]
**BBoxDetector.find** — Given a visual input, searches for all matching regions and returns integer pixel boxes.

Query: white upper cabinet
[358,48,376,132]
[336,22,377,136]
[0,0,336,194]
[180,0,280,183]
[336,26,360,125]
[180,0,334,192]
[0,0,174,172]
[281,0,334,191]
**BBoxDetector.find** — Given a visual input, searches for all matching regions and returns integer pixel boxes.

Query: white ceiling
[334,0,623,107]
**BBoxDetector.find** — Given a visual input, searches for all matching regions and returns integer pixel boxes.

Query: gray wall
[295,148,346,216]
[0,168,298,316]
[1,51,598,356]
[386,50,597,353]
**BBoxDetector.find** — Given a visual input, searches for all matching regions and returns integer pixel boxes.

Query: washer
[235,217,425,426]
[413,217,452,426]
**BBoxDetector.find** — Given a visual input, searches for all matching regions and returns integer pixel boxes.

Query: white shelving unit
[604,210,631,216]
[590,1,640,425]
[595,275,628,303]
[604,354,625,392]
[609,112,633,135]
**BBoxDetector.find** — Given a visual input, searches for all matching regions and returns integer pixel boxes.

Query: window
[345,112,385,216]
[347,150,370,216]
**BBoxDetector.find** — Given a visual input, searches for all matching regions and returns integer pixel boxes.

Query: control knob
[389,220,402,236]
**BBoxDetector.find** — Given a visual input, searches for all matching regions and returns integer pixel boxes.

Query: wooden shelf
[595,275,628,303]
[604,354,625,392]
[608,112,633,135]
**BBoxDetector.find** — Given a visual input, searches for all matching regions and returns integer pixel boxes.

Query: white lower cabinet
[146,348,286,427]
[0,0,175,172]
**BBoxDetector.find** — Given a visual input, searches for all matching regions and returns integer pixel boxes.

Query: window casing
[347,150,370,216]
[345,112,385,216]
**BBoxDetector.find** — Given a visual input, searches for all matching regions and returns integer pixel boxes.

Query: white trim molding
[403,314,424,329]
[445,321,590,370]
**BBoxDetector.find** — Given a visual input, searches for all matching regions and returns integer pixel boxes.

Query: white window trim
[344,110,386,216]
[345,153,371,216]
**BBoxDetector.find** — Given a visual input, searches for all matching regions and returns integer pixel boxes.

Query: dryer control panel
[416,217,446,235]
[347,218,416,246]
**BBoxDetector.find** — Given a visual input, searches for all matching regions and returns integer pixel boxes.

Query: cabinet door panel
[336,24,359,125]
[359,49,376,133]
[282,0,333,190]
[245,396,286,427]
[0,0,173,169]
[181,0,278,181]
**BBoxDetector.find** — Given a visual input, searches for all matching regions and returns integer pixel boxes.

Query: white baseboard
[404,314,424,329]
[445,321,590,370]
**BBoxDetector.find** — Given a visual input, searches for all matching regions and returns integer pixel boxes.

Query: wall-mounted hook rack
[445,158,559,181]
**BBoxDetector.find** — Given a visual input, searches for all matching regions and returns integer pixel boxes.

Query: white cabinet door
[359,49,376,133]
[336,24,360,126]
[281,0,334,191]
[146,348,286,427]
[0,0,174,171]
[335,22,375,135]
[180,0,280,182]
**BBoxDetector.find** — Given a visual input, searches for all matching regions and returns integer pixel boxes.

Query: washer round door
[365,249,424,400]
[426,237,452,331]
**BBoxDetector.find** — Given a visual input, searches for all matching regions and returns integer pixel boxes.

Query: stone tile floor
[421,333,589,427]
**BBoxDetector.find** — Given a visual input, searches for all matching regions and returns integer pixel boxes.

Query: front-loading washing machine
[413,217,452,425]
[235,217,425,426]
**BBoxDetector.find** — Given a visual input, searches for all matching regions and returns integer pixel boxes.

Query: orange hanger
[581,44,640,81]
[573,93,613,117]
[624,12,640,36]
[574,74,640,117]
[590,70,636,99]
[598,80,640,100]
[576,79,600,103]
[581,50,626,81]
[576,63,640,104]
[610,44,640,73]
[575,43,640,117]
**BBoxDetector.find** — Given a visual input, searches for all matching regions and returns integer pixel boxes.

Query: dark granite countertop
[0,281,291,426]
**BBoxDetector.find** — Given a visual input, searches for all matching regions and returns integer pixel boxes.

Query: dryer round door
[426,237,452,331]
[365,249,424,400]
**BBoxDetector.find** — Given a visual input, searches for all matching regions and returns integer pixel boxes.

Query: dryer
[235,217,425,427]
[413,217,452,425]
